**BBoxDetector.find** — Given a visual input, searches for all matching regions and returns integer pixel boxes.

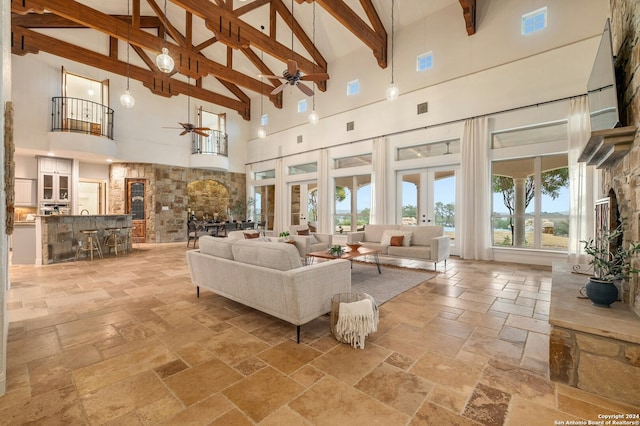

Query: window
[397,139,460,161]
[347,79,360,96]
[492,154,569,250]
[255,170,275,180]
[492,122,567,149]
[416,51,433,72]
[334,154,372,169]
[288,162,317,175]
[522,7,547,35]
[297,99,307,113]
[260,114,268,126]
[334,174,371,233]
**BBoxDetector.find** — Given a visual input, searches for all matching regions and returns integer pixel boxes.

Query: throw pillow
[380,229,413,247]
[390,235,404,246]
[244,231,260,239]
[297,228,310,235]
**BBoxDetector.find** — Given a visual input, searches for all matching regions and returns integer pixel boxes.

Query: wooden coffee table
[306,246,381,274]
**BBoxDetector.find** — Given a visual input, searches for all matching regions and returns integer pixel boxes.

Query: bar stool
[76,230,103,261]
[103,227,123,255]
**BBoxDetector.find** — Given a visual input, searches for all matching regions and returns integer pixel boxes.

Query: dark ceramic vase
[585,278,618,307]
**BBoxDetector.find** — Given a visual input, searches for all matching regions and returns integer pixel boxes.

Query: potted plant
[328,245,344,257]
[581,223,640,307]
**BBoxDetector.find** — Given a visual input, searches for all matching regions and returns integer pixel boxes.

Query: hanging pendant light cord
[260,26,264,119]
[126,0,131,90]
[162,0,168,49]
[390,0,395,85]
[312,0,316,109]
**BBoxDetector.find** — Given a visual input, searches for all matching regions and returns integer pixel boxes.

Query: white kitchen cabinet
[38,157,72,204]
[15,178,37,206]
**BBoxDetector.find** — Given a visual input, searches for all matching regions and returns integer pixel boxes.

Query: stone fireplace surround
[548,0,640,405]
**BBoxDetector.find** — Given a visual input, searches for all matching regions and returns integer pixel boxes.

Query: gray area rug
[349,262,435,305]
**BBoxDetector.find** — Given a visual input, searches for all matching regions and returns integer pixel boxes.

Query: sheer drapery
[317,148,332,234]
[274,158,285,235]
[371,137,388,224]
[459,117,494,260]
[567,95,596,264]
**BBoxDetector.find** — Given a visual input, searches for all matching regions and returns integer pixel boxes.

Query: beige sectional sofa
[347,224,450,271]
[289,225,332,257]
[186,236,351,342]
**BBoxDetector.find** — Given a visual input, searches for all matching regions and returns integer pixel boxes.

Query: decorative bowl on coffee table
[346,242,362,252]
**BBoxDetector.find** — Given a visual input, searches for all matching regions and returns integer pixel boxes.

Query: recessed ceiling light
[47,152,55,156]
[106,159,113,163]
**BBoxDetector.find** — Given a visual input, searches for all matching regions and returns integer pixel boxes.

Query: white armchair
[289,225,332,256]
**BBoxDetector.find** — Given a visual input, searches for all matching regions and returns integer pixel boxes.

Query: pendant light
[155,0,174,73]
[120,0,135,108]
[385,0,399,101]
[308,0,319,124]
[257,25,267,139]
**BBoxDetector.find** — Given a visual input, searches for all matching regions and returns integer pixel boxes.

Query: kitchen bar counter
[36,214,133,264]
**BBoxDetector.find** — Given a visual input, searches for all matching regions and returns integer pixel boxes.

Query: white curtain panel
[567,95,596,264]
[371,137,388,224]
[317,148,332,234]
[274,157,285,235]
[459,116,494,260]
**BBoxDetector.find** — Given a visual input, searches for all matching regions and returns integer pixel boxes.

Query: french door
[397,166,458,255]
[289,181,317,228]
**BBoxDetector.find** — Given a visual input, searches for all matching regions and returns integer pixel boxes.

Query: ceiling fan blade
[271,82,288,95]
[258,74,286,80]
[194,130,210,137]
[297,82,314,96]
[300,73,330,82]
[287,59,298,76]
[180,130,189,136]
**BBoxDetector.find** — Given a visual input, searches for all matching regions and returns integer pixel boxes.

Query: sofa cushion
[399,225,443,246]
[232,239,302,271]
[363,224,399,243]
[199,236,234,260]
[388,245,431,259]
[380,229,412,247]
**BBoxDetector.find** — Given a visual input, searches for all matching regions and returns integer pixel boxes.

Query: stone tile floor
[2,243,639,425]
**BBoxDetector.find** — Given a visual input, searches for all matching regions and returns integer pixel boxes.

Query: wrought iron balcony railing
[192,130,228,157]
[51,97,114,140]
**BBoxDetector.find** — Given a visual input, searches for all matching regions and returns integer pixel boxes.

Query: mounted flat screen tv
[587,18,620,131]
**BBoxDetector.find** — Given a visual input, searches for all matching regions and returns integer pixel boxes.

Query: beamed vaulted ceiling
[10,0,476,120]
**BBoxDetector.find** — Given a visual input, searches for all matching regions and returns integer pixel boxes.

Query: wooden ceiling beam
[146,0,187,47]
[170,0,326,79]
[12,0,274,95]
[313,0,386,68]
[235,0,271,16]
[11,24,251,120]
[459,0,476,36]
[10,13,161,29]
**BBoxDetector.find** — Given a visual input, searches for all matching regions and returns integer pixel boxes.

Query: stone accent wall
[109,163,246,243]
[603,0,640,315]
[550,327,640,407]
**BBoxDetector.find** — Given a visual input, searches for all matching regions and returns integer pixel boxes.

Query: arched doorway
[187,180,231,221]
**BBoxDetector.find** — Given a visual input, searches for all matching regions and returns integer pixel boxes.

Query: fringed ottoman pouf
[330,293,379,349]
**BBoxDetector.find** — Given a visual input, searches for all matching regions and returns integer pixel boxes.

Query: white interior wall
[11,53,249,173]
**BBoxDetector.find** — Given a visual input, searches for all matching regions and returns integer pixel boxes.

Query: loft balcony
[190,130,229,171]
[48,97,116,161]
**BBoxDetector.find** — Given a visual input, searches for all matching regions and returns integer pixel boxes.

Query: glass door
[289,181,317,228]
[398,167,458,254]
